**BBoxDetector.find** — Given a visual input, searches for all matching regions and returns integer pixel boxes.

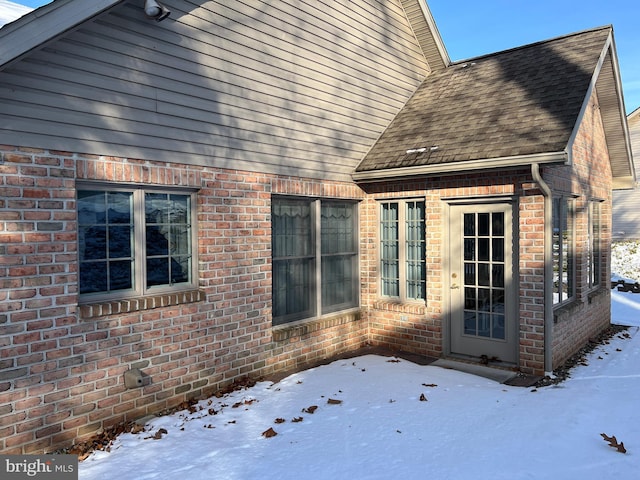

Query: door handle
[450,283,459,290]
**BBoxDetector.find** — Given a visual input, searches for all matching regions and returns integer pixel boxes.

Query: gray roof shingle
[355,26,611,174]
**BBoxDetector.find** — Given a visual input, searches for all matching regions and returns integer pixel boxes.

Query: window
[272,197,358,325]
[380,200,426,301]
[552,196,575,305]
[77,186,196,300]
[588,200,602,289]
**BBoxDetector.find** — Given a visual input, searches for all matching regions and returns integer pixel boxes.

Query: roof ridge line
[449,24,612,66]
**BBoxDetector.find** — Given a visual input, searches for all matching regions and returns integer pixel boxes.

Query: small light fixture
[144,0,171,22]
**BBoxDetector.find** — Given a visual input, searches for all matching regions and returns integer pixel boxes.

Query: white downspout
[531,163,554,375]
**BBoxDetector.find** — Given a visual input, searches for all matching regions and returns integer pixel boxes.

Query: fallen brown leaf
[262,427,277,438]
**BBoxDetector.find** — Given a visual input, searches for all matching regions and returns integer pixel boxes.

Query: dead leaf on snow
[274,418,286,424]
[291,417,304,423]
[302,405,318,414]
[419,393,428,402]
[327,398,342,405]
[601,433,627,454]
[262,427,278,438]
[146,428,168,440]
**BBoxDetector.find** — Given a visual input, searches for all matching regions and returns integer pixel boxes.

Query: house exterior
[0,0,634,454]
[612,107,640,240]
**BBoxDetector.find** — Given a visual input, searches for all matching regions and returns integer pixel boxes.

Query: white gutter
[531,162,554,375]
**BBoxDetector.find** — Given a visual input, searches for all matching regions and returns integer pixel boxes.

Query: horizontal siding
[0,0,430,181]
[613,114,640,239]
[630,114,640,174]
[613,188,640,239]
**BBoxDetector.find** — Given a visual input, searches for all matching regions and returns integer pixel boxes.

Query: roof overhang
[352,151,568,183]
[0,0,124,71]
[566,29,635,190]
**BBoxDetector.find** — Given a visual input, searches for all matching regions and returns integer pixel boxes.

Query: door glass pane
[460,208,507,341]
[464,287,476,310]
[464,213,475,236]
[478,313,491,337]
[492,315,505,339]
[492,289,505,313]
[478,288,491,312]
[464,263,475,285]
[478,213,490,236]
[493,264,504,288]
[492,212,504,236]
[464,239,475,261]
[478,263,490,286]
[464,311,477,335]
[492,238,504,262]
[478,238,490,261]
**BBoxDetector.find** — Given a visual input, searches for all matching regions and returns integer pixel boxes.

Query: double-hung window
[272,197,358,325]
[380,200,426,302]
[588,200,603,289]
[77,186,196,301]
[552,196,575,305]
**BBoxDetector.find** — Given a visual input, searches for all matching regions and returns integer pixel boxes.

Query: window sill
[373,300,426,316]
[79,289,205,319]
[272,309,361,342]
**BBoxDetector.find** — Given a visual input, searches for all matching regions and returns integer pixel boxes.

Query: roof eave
[352,151,568,183]
[0,0,124,71]
[577,29,636,187]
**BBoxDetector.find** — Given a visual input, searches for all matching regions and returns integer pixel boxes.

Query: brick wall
[0,89,614,451]
[546,93,612,368]
[0,147,366,454]
[359,173,534,364]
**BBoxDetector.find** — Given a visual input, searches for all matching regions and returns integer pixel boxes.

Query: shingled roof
[354,26,632,185]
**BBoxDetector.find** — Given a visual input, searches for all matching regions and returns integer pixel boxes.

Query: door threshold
[432,358,519,384]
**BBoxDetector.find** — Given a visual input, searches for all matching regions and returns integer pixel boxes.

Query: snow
[79,246,640,480]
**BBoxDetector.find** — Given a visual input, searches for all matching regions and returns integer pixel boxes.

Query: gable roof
[0,0,451,75]
[0,0,124,70]
[398,0,449,72]
[354,26,635,188]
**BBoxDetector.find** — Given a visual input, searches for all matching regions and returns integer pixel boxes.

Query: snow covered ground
[79,244,640,480]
